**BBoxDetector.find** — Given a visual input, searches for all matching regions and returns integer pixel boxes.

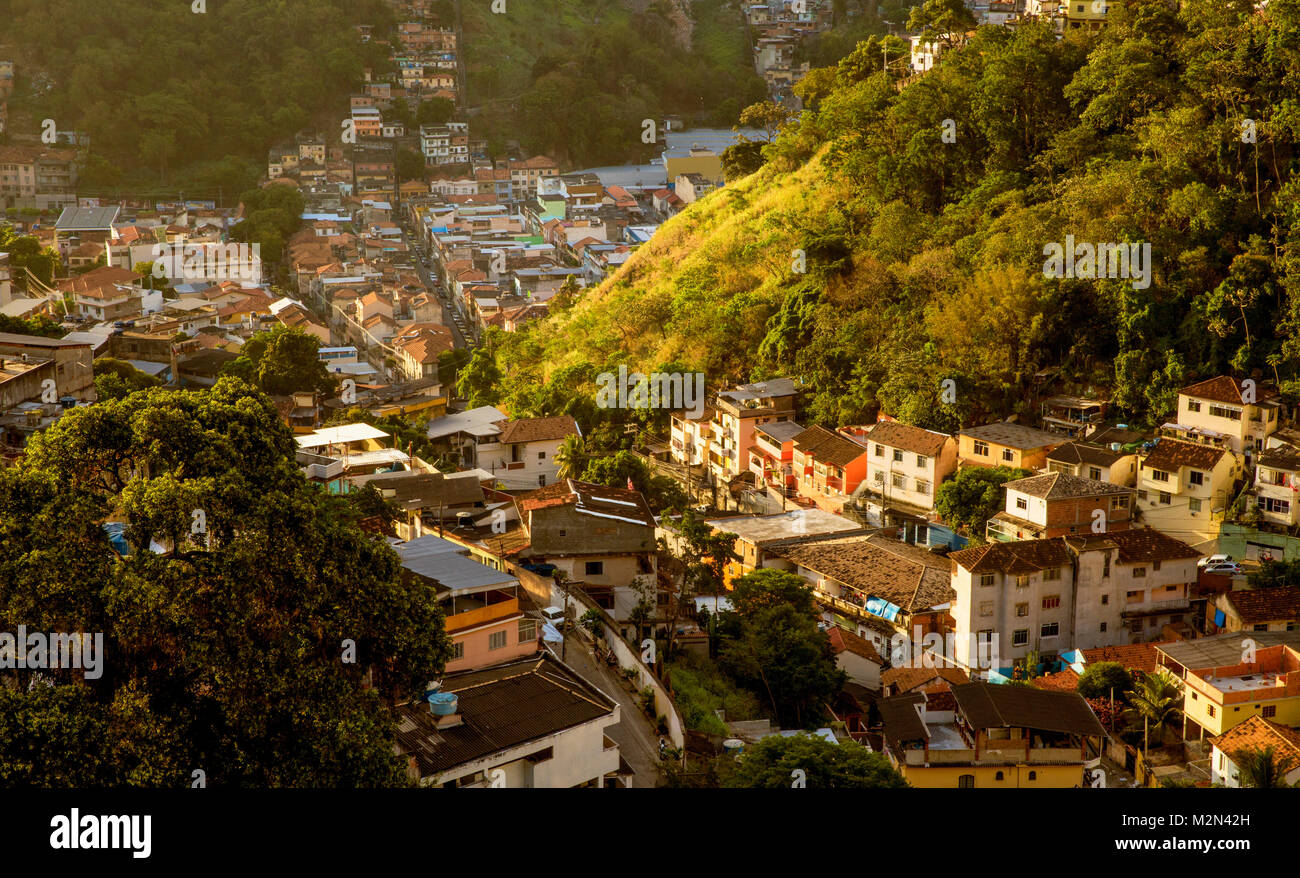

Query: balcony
[1121,598,1190,617]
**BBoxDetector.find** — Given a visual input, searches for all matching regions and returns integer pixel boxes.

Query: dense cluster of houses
[653,371,1300,786]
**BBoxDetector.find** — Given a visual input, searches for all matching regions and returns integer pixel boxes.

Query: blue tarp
[864,596,902,622]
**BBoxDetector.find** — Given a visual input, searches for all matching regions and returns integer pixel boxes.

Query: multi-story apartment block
[1167,375,1282,454]
[669,405,714,468]
[1066,529,1199,647]
[863,420,958,516]
[987,472,1134,542]
[950,528,1200,669]
[704,378,800,483]
[1135,437,1240,548]
[747,419,803,498]
[0,145,79,209]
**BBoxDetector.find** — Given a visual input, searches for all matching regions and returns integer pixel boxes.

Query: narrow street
[550,633,663,788]
[401,223,476,350]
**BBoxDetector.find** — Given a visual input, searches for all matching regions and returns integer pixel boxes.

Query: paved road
[552,634,663,789]
[400,223,476,350]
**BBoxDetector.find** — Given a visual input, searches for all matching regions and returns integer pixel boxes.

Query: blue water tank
[429,692,458,716]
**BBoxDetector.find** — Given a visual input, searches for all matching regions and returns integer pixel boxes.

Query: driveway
[551,634,663,788]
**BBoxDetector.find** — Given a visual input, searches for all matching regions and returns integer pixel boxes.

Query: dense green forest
[464,0,1300,435]
[463,0,767,165]
[0,0,396,197]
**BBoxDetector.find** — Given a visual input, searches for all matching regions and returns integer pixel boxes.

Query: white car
[1198,554,1233,569]
[1203,561,1244,576]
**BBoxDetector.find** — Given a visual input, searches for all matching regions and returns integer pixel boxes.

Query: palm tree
[1232,745,1300,789]
[1123,672,1183,755]
[554,434,587,482]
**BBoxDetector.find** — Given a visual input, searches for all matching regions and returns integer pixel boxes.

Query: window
[1207,705,1216,718]
[1187,399,1201,413]
[1189,498,1202,513]
[1151,469,1169,482]
[1133,567,1146,578]
[1015,497,1028,510]
[973,440,989,457]
[1260,497,1291,515]
[1042,595,1060,610]
[1100,622,1107,632]
[585,561,604,576]
[518,619,537,642]
[1208,404,1242,421]
[1264,705,1277,718]
[979,601,994,617]
[874,444,884,457]
[1028,771,1037,781]
[1103,553,1111,578]
[1126,590,1143,603]
[451,641,464,660]
[980,573,996,587]
[1159,492,1171,505]
[1041,622,1059,638]
[1110,495,1128,512]
[893,449,904,462]
[916,479,930,496]
[1002,449,1015,462]
[1152,560,1161,572]
[958,774,975,788]
[1043,567,1061,581]
[1188,470,1203,486]
[1089,467,1102,481]
[874,470,884,483]
[1016,603,1028,617]
[538,451,546,460]
[892,473,905,489]
[1013,629,1029,646]
[488,630,507,650]
[917,454,928,468]
[995,771,1005,781]
[1254,623,1269,632]
[1015,574,1030,588]
[1101,594,1109,605]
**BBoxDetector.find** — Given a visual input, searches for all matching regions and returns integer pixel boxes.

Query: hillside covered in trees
[462,0,767,166]
[0,0,397,195]
[470,0,1300,433]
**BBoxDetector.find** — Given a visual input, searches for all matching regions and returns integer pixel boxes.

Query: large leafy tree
[720,733,908,788]
[222,325,338,396]
[0,378,451,786]
[935,465,1032,538]
[719,603,847,728]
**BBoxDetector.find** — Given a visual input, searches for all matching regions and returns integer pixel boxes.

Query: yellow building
[880,681,1107,788]
[663,146,724,185]
[1181,644,1300,739]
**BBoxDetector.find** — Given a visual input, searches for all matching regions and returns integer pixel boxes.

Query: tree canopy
[0,378,450,786]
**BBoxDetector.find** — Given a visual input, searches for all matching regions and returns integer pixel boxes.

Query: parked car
[1198,553,1233,569]
[1203,561,1243,576]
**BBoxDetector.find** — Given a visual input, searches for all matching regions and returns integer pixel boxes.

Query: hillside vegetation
[1,0,396,195]
[464,0,766,165]
[475,0,1300,433]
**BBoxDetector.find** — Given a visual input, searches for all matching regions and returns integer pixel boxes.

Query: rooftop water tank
[722,738,745,755]
[429,692,458,716]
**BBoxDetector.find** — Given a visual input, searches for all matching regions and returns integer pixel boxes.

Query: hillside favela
[1,0,1299,837]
